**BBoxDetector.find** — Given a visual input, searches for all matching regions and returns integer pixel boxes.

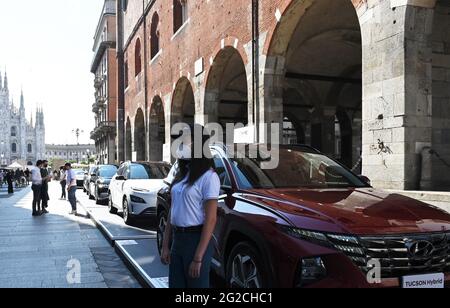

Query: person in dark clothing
[5,171,14,194]
[24,168,31,185]
[59,166,66,200]
[40,160,51,213]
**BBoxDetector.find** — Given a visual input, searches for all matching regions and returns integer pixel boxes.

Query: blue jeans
[169,232,213,288]
[68,186,77,211]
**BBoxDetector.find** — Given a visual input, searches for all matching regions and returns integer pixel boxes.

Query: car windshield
[230,147,367,189]
[129,163,170,180]
[99,165,117,178]
[74,169,85,175]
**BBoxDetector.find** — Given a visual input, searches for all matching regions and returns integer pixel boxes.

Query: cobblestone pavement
[0,182,141,288]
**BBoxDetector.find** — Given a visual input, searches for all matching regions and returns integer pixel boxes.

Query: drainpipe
[142,0,149,161]
[251,0,260,143]
[116,0,125,162]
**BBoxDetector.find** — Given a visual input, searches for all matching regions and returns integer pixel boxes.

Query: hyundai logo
[405,240,435,259]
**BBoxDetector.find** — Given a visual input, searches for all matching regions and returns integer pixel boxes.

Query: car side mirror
[116,175,126,181]
[358,175,371,186]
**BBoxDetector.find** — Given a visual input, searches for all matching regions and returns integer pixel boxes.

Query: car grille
[140,208,157,217]
[329,232,450,279]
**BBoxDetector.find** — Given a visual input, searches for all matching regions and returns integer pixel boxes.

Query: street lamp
[72,128,84,145]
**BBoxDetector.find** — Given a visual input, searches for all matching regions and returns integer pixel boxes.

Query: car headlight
[130,195,146,204]
[280,226,361,250]
[280,226,332,247]
[98,184,108,189]
[296,257,327,287]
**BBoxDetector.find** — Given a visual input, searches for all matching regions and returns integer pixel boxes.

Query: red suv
[157,144,450,288]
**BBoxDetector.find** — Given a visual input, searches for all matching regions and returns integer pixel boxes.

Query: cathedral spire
[20,88,25,111]
[3,70,8,91]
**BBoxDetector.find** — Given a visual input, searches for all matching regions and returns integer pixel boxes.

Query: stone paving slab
[0,182,141,288]
[115,239,169,288]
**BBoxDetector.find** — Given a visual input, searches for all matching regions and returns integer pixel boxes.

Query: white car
[108,161,171,225]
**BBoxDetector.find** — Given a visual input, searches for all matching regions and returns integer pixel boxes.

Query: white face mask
[176,143,192,160]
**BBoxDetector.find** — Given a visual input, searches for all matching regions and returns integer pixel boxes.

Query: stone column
[359,0,434,190]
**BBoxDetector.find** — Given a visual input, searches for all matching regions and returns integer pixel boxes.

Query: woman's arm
[189,200,218,278]
[161,210,173,265]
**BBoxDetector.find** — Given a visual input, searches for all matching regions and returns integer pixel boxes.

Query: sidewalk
[0,182,141,288]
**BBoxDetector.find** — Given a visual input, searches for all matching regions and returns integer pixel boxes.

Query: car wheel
[123,198,134,225]
[108,195,118,214]
[226,242,269,288]
[157,210,168,255]
[95,189,100,205]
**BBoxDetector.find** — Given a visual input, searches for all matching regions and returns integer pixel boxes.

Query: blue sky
[0,0,104,145]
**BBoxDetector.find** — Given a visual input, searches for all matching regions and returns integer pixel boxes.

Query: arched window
[173,0,188,33]
[11,126,17,137]
[28,144,32,153]
[124,61,129,88]
[150,13,160,59]
[135,38,142,76]
[11,143,17,153]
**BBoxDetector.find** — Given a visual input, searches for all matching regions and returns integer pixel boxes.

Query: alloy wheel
[157,213,167,254]
[230,253,261,288]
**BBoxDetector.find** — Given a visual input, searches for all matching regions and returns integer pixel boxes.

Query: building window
[28,144,32,153]
[124,61,129,88]
[11,143,17,153]
[11,126,17,137]
[173,0,188,33]
[151,13,160,59]
[135,38,142,76]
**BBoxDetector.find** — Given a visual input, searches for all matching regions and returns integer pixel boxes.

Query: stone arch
[125,117,132,161]
[171,77,195,126]
[204,46,249,137]
[263,0,362,168]
[149,96,165,161]
[134,108,146,161]
[429,0,450,190]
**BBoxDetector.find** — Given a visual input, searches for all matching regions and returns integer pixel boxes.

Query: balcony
[92,95,106,113]
[90,121,116,140]
[94,75,104,88]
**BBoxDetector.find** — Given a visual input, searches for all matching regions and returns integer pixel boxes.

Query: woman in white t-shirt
[161,124,220,288]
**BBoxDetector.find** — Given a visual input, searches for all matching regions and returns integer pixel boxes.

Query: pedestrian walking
[65,163,77,215]
[59,166,67,200]
[31,161,43,216]
[0,170,4,188]
[161,124,220,289]
[40,160,51,213]
[24,168,30,186]
[5,171,14,194]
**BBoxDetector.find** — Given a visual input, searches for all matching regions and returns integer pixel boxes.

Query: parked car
[83,166,96,193]
[73,169,86,188]
[109,161,171,225]
[157,144,450,288]
[88,165,118,204]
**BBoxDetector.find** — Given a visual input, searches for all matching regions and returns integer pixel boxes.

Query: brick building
[113,0,450,191]
[90,0,118,165]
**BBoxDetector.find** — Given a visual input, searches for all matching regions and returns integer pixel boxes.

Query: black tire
[157,209,168,256]
[123,198,135,225]
[95,189,101,205]
[108,195,118,214]
[225,242,270,289]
